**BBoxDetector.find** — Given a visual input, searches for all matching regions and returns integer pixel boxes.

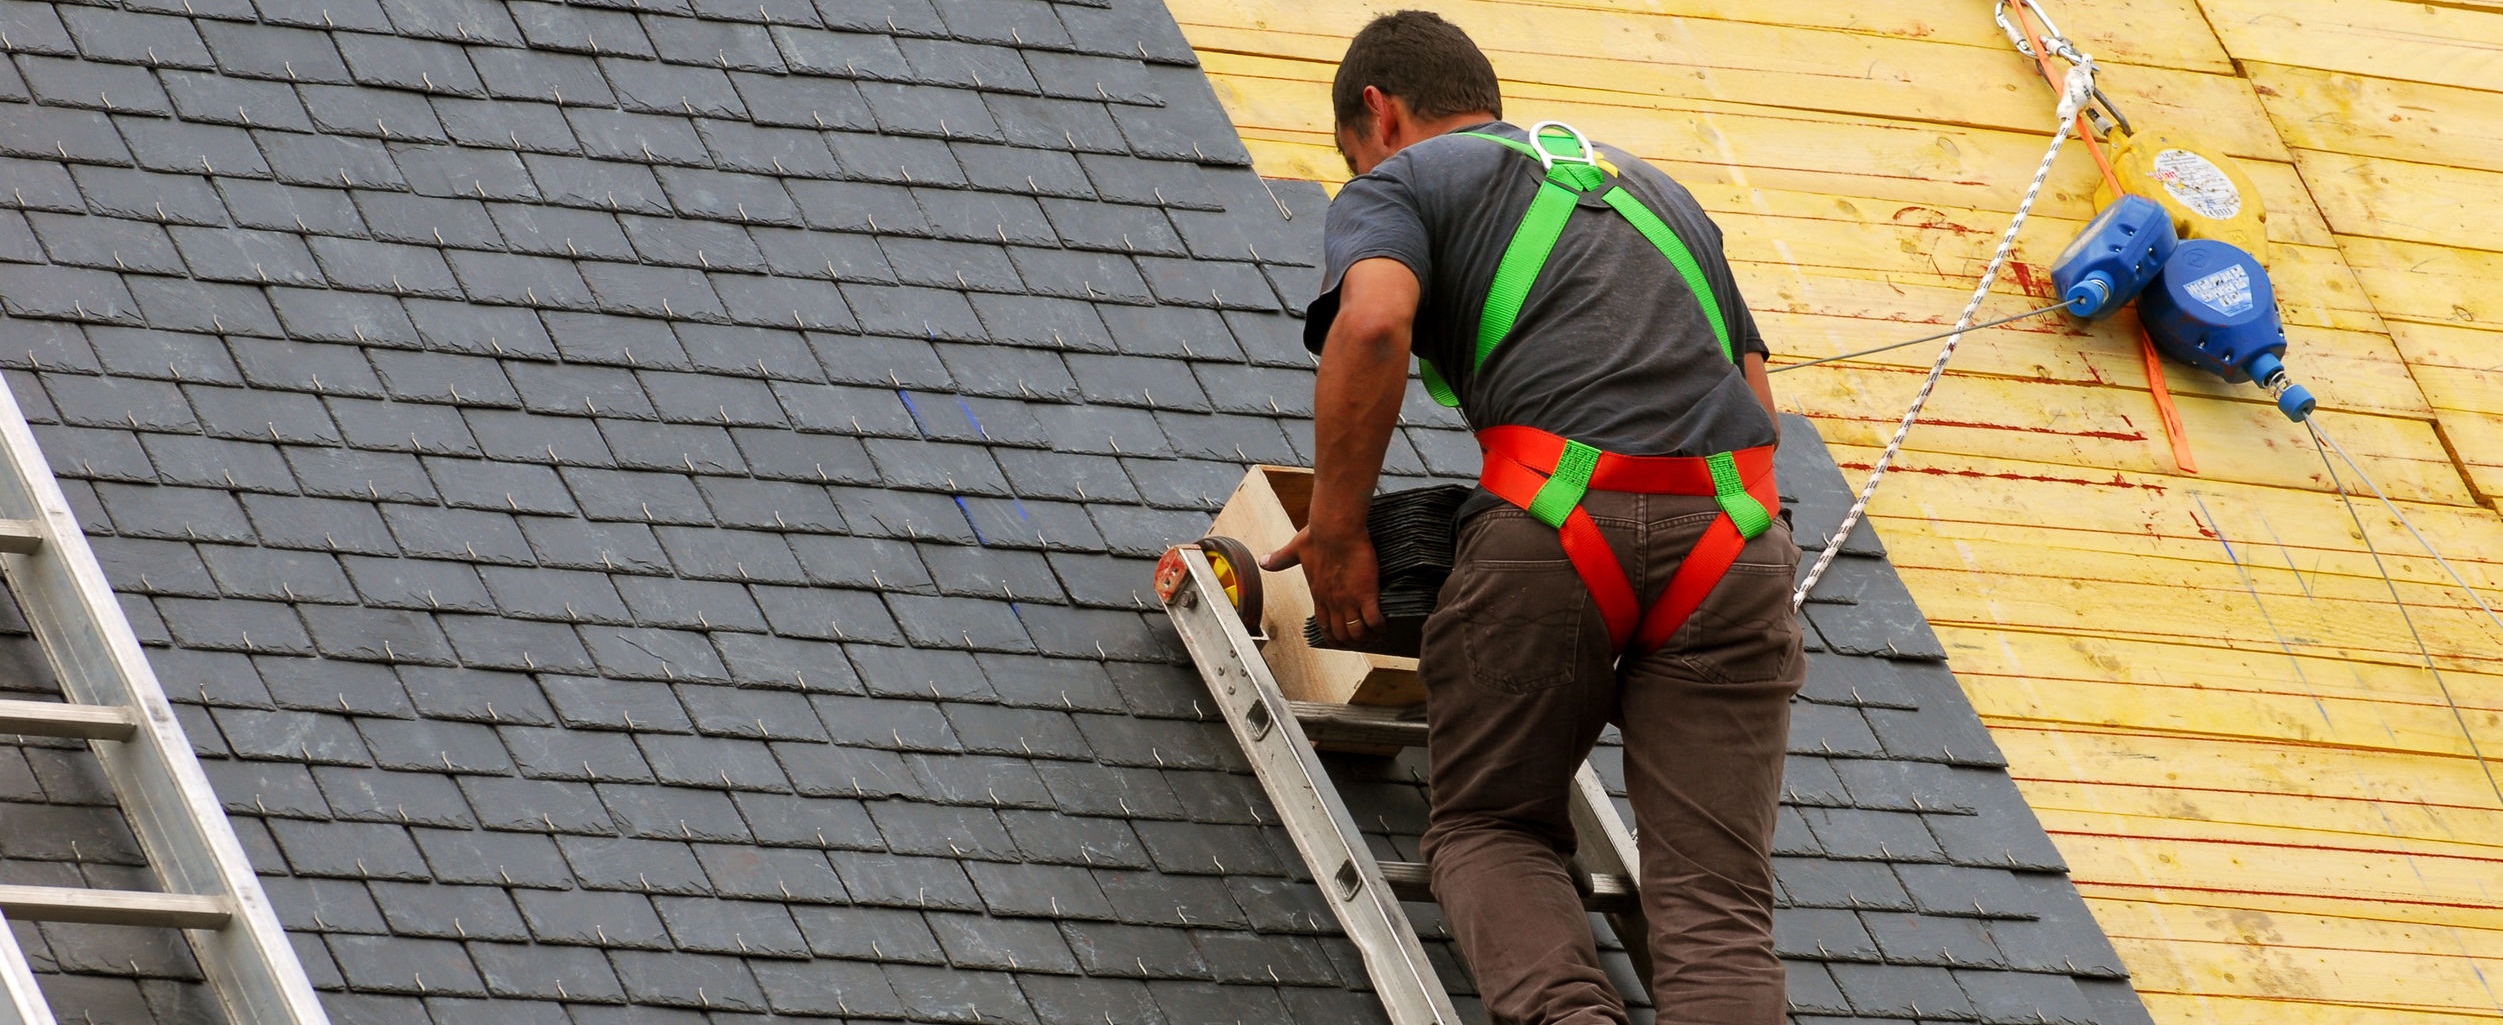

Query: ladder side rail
[0,912,57,1025]
[1161,550,1461,1025]
[0,383,330,1025]
[1569,765,1653,999]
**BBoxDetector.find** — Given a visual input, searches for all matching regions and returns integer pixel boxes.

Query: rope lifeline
[1792,63,2096,610]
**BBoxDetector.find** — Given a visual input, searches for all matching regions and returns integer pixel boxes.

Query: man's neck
[1395,111,1498,150]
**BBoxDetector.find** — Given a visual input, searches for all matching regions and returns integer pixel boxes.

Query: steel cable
[1768,301,2074,375]
[2305,415,2503,805]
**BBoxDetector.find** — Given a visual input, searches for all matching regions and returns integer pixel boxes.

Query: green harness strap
[1416,126,1735,406]
[1428,124,1769,541]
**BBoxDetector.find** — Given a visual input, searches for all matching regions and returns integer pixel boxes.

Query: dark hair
[1331,10,1502,132]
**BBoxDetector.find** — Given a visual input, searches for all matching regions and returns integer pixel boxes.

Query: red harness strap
[1476,426,1780,655]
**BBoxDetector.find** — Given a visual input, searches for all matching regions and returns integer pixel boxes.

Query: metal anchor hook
[1998,0,2131,136]
[1994,0,2090,65]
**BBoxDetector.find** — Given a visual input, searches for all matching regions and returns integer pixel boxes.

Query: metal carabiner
[1995,0,2090,65]
[1525,120,1598,172]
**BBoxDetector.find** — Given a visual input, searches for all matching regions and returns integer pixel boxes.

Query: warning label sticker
[2152,148,2243,220]
[2185,264,2255,317]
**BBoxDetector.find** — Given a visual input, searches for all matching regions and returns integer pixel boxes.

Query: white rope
[1793,64,2096,610]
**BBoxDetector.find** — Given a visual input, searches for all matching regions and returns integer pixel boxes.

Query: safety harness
[1435,123,1780,655]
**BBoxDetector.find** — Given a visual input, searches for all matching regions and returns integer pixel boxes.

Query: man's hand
[1263,525,1384,645]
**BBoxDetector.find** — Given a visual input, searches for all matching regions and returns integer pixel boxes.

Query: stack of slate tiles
[0,0,2154,1021]
[1303,482,1467,656]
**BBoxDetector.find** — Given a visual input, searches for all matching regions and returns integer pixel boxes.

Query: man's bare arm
[1743,352,1780,443]
[1261,257,1420,644]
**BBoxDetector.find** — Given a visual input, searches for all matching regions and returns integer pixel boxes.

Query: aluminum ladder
[0,381,328,1023]
[1156,545,1651,1024]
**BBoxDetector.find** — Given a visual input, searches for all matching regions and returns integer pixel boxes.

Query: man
[1260,11,1804,1024]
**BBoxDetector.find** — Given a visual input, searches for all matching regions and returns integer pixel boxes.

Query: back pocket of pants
[1452,560,1591,694]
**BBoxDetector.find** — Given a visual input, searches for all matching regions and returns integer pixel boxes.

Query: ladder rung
[1377,860,1639,915]
[0,884,230,929]
[1292,701,1427,750]
[0,520,38,555]
[0,698,135,741]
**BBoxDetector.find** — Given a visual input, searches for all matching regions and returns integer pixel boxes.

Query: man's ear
[1362,85,1396,142]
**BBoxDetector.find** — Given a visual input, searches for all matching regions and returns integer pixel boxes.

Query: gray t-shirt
[1307,121,1777,468]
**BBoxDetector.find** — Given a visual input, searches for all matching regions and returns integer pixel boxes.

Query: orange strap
[1477,428,1779,653]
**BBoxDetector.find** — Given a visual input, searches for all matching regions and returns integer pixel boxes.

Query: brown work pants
[1418,490,1803,1025]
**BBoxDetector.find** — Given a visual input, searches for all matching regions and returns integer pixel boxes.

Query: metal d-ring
[1525,120,1597,172]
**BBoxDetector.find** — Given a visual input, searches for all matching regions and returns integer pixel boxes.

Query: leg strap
[1633,451,1780,652]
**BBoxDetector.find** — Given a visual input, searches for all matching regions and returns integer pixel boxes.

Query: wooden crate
[1206,465,1423,707]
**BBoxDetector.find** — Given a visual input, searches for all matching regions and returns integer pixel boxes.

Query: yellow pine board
[2053,810,2503,875]
[2425,416,2503,509]
[2047,802,2503,869]
[1991,725,2503,810]
[2110,925,2503,1015]
[1454,0,2238,74]
[2018,779,2503,868]
[2391,321,2503,397]
[1683,162,2331,249]
[1940,625,2503,714]
[2089,897,2503,964]
[2294,149,2503,253]
[2083,882,2503,937]
[2047,829,2503,912]
[1757,311,2429,421]
[1952,655,2503,760]
[1885,502,2503,614]
[1894,562,2503,682]
[1792,378,2468,504]
[1849,441,2503,574]
[2195,0,2503,94]
[1827,437,2493,558]
[2246,63,2503,175]
[1182,8,2291,159]
[2392,321,2503,501]
[1238,137,1352,188]
[2338,235,2503,331]
[2241,157,2339,249]
[2139,991,2501,1025]
[1203,49,2122,216]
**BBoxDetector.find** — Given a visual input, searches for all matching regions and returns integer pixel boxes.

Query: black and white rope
[1793,63,2099,609]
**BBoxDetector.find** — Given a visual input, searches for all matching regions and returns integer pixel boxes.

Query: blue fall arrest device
[2138,239,2317,421]
[2050,194,2177,320]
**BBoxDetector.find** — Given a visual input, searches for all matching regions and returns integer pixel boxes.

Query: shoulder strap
[1417,125,1737,407]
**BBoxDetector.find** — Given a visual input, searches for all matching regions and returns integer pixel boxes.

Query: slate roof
[0,0,2155,1022]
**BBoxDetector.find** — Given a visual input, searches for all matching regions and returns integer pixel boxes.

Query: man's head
[1331,10,1502,175]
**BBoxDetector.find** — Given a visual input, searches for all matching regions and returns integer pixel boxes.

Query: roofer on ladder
[1262,12,1803,1023]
